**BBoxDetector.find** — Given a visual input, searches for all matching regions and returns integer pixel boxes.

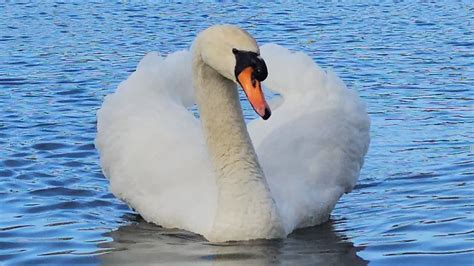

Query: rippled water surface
[1,2,473,265]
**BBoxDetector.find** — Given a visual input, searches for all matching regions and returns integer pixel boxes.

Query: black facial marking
[233,48,268,82]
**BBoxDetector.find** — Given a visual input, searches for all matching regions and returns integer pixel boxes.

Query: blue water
[1,2,473,265]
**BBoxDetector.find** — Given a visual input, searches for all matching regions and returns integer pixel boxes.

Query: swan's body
[96,25,370,242]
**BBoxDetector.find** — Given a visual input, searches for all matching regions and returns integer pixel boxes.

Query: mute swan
[96,25,370,242]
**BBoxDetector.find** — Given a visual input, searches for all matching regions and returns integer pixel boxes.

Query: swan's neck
[193,56,284,241]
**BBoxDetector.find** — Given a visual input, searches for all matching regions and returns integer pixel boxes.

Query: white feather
[96,38,370,241]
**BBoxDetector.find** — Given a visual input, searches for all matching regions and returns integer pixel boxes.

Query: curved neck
[193,54,262,181]
[192,53,283,241]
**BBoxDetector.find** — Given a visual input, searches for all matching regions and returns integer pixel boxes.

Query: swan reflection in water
[99,215,367,265]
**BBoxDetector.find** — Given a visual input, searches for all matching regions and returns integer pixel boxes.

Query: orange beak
[237,66,271,120]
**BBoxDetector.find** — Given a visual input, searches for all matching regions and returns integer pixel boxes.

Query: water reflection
[99,216,367,265]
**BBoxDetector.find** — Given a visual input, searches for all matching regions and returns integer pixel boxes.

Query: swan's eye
[234,50,267,82]
[254,61,268,81]
[254,65,261,74]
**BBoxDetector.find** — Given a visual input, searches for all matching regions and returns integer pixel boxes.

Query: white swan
[96,25,370,242]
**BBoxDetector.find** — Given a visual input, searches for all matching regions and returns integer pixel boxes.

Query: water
[1,1,473,265]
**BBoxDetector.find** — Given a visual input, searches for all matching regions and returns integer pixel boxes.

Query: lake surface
[1,2,473,265]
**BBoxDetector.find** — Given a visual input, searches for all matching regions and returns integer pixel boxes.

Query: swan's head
[193,25,271,120]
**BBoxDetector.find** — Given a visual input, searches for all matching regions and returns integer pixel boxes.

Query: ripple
[29,187,95,197]
[26,202,83,213]
[0,225,34,231]
[46,151,94,159]
[55,88,85,95]
[38,250,75,256]
[0,77,29,85]
[32,143,69,151]
[45,221,78,227]
[2,159,33,168]
[0,169,15,177]
[385,249,474,256]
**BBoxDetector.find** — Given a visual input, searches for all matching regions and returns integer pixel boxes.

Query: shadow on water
[99,215,367,265]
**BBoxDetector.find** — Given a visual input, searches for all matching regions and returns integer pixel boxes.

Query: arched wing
[96,51,216,235]
[248,44,370,232]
